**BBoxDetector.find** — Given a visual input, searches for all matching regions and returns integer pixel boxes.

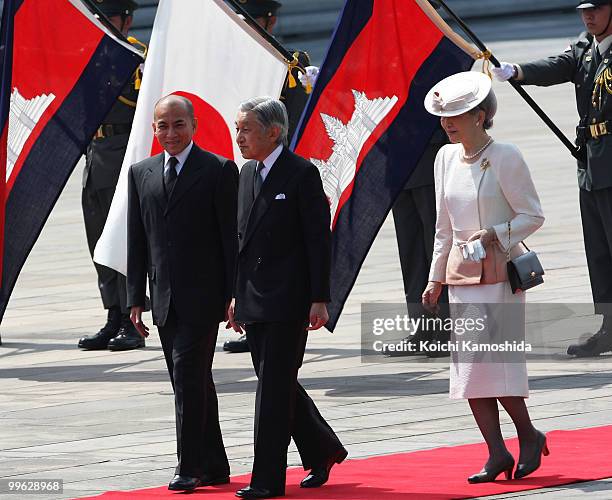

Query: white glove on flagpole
[298,66,320,91]
[491,62,516,81]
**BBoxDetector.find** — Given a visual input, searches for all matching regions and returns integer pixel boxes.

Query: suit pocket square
[275,193,286,200]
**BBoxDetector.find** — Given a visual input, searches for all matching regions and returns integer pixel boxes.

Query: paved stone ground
[1,12,611,500]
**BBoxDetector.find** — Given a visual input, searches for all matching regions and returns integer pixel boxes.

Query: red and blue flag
[292,0,478,331]
[0,0,143,322]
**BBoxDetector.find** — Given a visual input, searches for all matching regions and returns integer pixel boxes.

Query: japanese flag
[94,0,287,275]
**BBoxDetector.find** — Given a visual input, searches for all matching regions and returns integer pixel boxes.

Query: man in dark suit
[127,95,238,491]
[223,0,313,354]
[228,97,347,499]
[493,0,612,357]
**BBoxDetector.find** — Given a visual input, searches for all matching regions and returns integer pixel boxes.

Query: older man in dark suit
[127,95,238,491]
[228,97,347,499]
[223,0,314,354]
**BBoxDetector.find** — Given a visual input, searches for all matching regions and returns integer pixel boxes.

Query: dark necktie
[165,156,178,198]
[253,161,264,198]
[593,46,602,69]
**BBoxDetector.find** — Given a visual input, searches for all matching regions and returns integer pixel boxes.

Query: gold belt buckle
[590,122,608,139]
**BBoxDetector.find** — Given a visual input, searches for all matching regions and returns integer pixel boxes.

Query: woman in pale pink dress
[421,72,549,483]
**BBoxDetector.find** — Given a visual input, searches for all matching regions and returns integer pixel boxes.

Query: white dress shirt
[258,143,284,182]
[595,34,612,57]
[164,141,194,177]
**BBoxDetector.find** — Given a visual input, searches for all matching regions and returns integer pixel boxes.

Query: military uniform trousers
[392,185,448,315]
[580,186,612,315]
[81,185,127,313]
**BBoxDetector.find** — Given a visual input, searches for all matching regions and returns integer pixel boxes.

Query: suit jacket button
[238,232,242,240]
[257,257,262,264]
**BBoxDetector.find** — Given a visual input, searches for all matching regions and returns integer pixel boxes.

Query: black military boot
[425,329,451,358]
[567,318,612,358]
[223,334,250,353]
[108,314,145,351]
[78,307,122,350]
[385,329,432,357]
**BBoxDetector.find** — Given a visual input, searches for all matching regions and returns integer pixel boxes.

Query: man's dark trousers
[158,304,229,478]
[246,321,343,493]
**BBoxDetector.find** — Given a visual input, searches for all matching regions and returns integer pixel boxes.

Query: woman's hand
[422,281,443,313]
[467,227,497,247]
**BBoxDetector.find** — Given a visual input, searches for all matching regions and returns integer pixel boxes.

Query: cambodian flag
[0,0,143,322]
[292,0,478,331]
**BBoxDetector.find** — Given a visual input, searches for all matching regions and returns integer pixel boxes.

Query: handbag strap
[507,220,529,262]
[507,221,511,261]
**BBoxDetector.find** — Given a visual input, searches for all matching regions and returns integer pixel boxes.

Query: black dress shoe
[223,334,250,353]
[300,447,348,488]
[514,430,549,479]
[235,485,276,498]
[168,474,202,491]
[200,473,230,486]
[78,307,121,350]
[425,330,451,358]
[467,453,515,483]
[108,317,145,351]
[567,328,612,357]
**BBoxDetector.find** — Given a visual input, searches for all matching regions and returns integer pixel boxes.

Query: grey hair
[239,96,289,146]
[470,89,497,130]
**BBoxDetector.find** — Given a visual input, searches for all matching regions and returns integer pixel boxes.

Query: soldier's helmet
[577,0,612,9]
[238,0,282,18]
[94,0,139,17]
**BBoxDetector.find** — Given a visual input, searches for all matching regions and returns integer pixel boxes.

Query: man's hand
[422,281,443,314]
[298,65,320,91]
[130,306,149,338]
[491,62,517,81]
[225,298,243,334]
[307,302,329,331]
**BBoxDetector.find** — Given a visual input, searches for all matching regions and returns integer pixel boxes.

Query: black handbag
[505,221,545,294]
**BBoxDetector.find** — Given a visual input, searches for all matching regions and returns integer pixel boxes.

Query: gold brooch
[480,158,491,171]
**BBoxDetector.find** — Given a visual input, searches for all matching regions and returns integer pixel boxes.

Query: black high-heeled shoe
[514,430,549,479]
[467,454,515,484]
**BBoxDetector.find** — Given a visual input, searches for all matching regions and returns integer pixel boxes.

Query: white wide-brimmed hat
[424,71,492,117]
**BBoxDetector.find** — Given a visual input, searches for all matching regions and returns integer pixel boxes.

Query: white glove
[491,62,516,81]
[461,240,487,262]
[298,66,320,91]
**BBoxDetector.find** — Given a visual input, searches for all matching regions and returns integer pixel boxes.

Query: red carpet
[78,425,612,499]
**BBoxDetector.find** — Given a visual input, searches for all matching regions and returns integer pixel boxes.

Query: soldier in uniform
[493,0,612,357]
[389,129,450,357]
[78,0,147,351]
[224,0,314,353]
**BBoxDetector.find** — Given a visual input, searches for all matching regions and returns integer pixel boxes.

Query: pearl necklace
[462,137,494,161]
